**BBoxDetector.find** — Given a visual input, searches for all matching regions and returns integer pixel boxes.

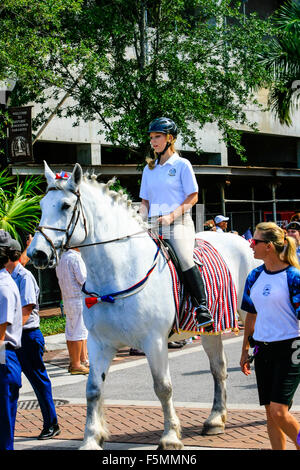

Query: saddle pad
[170,238,239,335]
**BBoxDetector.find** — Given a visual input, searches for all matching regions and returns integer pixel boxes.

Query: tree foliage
[0,0,274,161]
[261,0,300,126]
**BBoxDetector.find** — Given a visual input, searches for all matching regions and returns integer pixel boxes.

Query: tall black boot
[183,265,214,331]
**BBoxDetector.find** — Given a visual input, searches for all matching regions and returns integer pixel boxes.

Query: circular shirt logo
[168,168,176,176]
[262,284,272,296]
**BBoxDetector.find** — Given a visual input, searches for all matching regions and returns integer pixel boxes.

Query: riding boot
[183,265,214,331]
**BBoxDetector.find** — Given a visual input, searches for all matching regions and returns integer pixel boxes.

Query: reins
[35,185,163,305]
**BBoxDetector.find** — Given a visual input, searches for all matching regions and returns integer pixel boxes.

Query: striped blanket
[170,238,239,335]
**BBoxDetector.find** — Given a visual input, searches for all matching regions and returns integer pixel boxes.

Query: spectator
[214,215,229,232]
[291,212,300,223]
[203,219,216,231]
[19,233,33,267]
[6,239,60,440]
[286,221,300,263]
[240,222,300,450]
[0,231,22,450]
[56,248,89,375]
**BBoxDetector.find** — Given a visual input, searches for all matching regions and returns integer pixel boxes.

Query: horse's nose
[30,248,50,268]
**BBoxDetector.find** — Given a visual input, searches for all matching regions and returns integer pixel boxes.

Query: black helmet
[148,117,178,137]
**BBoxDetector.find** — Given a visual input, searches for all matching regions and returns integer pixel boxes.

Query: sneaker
[38,423,61,440]
[129,348,145,356]
[70,364,90,375]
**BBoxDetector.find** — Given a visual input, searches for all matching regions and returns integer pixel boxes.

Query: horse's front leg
[144,336,183,450]
[80,336,116,450]
[201,333,227,435]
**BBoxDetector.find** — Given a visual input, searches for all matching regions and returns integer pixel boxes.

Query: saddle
[150,231,239,336]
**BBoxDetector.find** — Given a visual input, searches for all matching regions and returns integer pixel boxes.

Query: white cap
[214,215,229,224]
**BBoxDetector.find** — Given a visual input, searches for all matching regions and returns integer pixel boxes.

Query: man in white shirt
[214,215,229,233]
[56,248,89,375]
[0,231,22,450]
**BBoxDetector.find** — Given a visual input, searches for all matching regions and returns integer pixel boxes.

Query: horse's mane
[53,171,147,229]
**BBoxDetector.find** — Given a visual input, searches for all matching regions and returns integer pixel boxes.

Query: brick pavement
[15,403,300,450]
[26,313,297,450]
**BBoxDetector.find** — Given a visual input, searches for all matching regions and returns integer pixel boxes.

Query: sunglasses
[251,239,269,246]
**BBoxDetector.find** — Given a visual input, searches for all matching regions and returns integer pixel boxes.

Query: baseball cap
[286,221,300,231]
[0,230,12,247]
[214,215,229,224]
[9,238,22,251]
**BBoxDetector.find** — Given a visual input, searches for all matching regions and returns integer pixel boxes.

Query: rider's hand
[157,214,174,226]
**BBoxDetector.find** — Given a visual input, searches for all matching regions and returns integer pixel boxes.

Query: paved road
[18,333,300,408]
[14,332,300,451]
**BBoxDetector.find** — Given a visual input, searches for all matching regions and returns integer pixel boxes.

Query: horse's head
[28,161,87,269]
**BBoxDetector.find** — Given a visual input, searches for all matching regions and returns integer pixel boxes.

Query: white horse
[28,162,259,450]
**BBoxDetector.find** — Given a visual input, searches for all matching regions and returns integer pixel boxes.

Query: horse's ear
[44,161,56,187]
[67,163,83,191]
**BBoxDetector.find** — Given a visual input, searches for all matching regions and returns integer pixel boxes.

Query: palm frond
[0,173,43,243]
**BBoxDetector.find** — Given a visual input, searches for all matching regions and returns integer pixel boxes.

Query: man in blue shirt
[6,239,60,440]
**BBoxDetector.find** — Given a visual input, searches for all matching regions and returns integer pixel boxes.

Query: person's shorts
[254,337,300,406]
[63,299,88,341]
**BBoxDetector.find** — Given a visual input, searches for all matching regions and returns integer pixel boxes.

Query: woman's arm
[140,199,150,221]
[240,313,257,376]
[158,192,198,226]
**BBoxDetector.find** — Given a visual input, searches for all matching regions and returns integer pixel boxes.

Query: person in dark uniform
[0,231,22,450]
[6,238,60,440]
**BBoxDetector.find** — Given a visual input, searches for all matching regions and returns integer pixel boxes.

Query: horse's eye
[61,202,71,210]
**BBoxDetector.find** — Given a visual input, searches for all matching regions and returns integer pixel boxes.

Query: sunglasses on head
[251,239,269,246]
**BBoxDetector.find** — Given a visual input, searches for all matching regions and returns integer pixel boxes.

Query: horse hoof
[201,425,225,436]
[157,441,184,450]
[79,439,103,450]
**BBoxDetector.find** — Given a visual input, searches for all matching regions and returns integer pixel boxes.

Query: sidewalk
[14,310,297,451]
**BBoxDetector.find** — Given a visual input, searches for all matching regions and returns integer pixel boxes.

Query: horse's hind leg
[80,336,116,450]
[201,334,227,435]
[145,337,183,450]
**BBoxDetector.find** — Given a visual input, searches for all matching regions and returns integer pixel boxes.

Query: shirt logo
[168,168,176,176]
[262,284,272,296]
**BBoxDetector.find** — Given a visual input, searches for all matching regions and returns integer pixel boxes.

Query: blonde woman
[139,117,213,330]
[240,222,300,450]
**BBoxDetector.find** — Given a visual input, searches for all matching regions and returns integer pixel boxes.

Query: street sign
[7,106,33,162]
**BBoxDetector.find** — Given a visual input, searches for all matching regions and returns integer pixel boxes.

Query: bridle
[35,186,151,265]
[35,187,88,265]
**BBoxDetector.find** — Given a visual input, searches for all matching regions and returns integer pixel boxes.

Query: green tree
[0,0,274,161]
[262,0,300,126]
[0,170,43,243]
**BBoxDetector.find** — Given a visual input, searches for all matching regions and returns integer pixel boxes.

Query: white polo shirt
[0,268,22,349]
[139,153,198,217]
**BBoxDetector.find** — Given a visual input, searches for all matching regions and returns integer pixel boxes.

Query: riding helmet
[148,117,178,137]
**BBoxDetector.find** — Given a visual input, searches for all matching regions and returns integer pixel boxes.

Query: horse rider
[139,117,213,330]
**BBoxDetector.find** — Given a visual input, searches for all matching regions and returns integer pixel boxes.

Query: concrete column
[220,184,226,215]
[220,141,228,166]
[76,143,101,166]
[91,143,101,165]
[297,140,300,169]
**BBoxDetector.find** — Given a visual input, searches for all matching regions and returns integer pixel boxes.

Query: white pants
[150,213,196,271]
[63,298,88,341]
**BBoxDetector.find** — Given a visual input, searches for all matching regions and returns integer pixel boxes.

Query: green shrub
[40,316,66,336]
